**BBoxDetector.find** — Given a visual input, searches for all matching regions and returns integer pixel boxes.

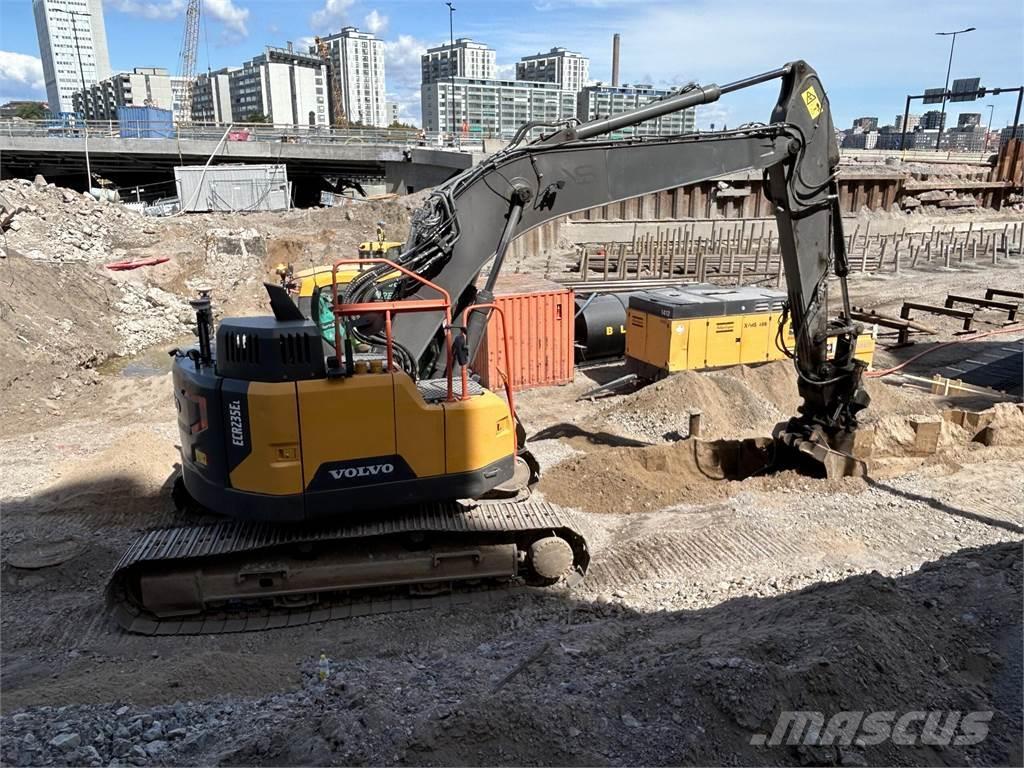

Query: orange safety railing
[330,258,457,401]
[462,302,518,453]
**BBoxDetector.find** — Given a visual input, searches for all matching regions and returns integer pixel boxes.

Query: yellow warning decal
[801,86,823,119]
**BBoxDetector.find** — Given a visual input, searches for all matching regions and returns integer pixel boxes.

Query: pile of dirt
[595,362,802,442]
[0,178,147,263]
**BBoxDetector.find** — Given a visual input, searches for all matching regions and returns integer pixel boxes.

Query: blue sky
[2,0,1022,129]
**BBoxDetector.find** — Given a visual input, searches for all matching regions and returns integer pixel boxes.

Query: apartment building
[33,0,112,114]
[421,77,575,139]
[192,68,236,123]
[315,27,387,127]
[229,45,328,127]
[71,67,174,120]
[516,47,589,93]
[421,39,496,84]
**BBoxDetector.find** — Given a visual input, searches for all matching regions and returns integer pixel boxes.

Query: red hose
[865,325,1023,378]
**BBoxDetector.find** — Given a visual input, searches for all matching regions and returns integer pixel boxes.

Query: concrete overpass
[0,133,477,202]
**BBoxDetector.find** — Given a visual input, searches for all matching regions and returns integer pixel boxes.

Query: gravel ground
[1,197,1021,765]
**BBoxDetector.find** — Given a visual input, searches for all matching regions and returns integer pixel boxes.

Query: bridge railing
[0,119,490,151]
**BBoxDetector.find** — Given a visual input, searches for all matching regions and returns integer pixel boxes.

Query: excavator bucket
[792,437,868,479]
[774,422,870,479]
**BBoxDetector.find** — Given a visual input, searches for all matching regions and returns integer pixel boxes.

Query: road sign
[923,88,945,104]
[950,77,982,102]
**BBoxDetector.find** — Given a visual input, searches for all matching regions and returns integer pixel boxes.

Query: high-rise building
[421,39,496,84]
[851,116,878,131]
[576,84,696,139]
[192,68,236,123]
[385,100,401,125]
[315,27,387,127]
[33,0,112,114]
[942,126,985,152]
[957,112,982,128]
[921,110,944,130]
[229,46,328,127]
[894,113,920,132]
[421,77,575,139]
[72,67,175,121]
[516,47,590,93]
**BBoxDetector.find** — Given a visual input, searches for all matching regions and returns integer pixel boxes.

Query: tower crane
[176,0,201,123]
[315,35,347,127]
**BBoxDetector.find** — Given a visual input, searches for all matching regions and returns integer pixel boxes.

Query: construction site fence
[571,220,1024,288]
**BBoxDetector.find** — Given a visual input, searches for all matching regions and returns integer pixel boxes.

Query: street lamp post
[446,2,456,146]
[53,6,93,191]
[934,26,976,151]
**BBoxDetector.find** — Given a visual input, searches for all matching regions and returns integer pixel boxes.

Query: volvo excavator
[108,61,870,634]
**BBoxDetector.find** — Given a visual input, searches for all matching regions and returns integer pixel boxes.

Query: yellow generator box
[625,284,874,380]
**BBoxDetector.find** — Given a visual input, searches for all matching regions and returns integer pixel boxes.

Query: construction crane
[315,35,347,127]
[176,0,201,124]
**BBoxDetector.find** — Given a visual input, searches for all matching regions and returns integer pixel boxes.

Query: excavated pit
[540,381,1024,514]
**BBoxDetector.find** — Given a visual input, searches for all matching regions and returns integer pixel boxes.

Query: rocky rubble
[0,178,146,263]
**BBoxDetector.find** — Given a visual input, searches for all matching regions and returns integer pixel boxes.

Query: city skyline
[1,0,1022,130]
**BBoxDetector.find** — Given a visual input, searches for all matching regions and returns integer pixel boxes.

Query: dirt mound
[595,361,801,442]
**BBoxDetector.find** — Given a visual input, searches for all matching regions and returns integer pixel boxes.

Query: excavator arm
[347,60,868,465]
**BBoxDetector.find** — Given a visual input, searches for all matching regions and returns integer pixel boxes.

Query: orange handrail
[328,258,456,401]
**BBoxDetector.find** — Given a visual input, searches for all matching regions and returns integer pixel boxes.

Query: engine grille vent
[223,331,260,364]
[279,333,313,366]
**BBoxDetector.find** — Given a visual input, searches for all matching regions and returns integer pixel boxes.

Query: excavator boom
[350,60,867,447]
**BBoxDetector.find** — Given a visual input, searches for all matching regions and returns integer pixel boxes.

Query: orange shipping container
[473,273,575,391]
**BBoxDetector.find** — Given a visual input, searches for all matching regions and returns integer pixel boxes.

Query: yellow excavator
[109,61,870,634]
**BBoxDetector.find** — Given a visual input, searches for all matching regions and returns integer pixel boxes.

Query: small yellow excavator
[109,61,870,634]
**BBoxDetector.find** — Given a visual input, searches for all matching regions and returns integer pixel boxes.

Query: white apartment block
[577,84,696,138]
[71,67,174,120]
[170,77,189,121]
[421,77,575,139]
[516,48,589,93]
[421,39,495,84]
[385,101,401,125]
[192,68,236,123]
[33,0,112,114]
[229,46,328,127]
[315,27,387,127]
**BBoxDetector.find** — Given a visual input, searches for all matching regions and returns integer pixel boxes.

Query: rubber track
[107,500,589,635]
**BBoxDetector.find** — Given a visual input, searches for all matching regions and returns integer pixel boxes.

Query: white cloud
[0,51,46,101]
[311,0,355,30]
[204,0,250,37]
[364,9,388,35]
[495,63,515,79]
[383,34,428,126]
[106,0,184,21]
[108,0,249,38]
